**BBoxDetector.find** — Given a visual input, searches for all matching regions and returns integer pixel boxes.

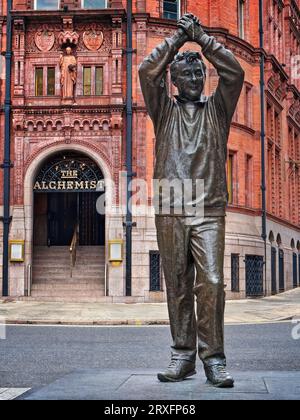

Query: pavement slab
[0,288,300,326]
[0,388,31,400]
[20,369,300,400]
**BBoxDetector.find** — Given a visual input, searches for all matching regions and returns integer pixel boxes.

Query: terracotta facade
[0,0,299,301]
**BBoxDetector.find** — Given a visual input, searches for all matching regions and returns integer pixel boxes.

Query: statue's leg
[155,215,197,361]
[189,216,226,367]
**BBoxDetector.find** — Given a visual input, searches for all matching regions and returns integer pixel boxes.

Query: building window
[95,67,104,96]
[231,254,240,292]
[35,68,43,97]
[35,67,56,96]
[47,67,55,96]
[82,0,107,8]
[227,152,236,205]
[245,84,252,127]
[245,154,253,207]
[83,67,92,96]
[163,0,180,20]
[34,0,59,10]
[83,66,104,96]
[238,0,245,39]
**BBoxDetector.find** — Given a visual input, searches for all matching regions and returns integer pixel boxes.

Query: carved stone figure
[139,14,245,388]
[60,47,77,103]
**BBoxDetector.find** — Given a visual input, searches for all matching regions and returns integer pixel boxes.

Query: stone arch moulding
[276,234,282,247]
[23,142,115,277]
[269,231,275,243]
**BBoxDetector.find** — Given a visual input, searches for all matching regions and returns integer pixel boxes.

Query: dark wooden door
[79,192,105,246]
[47,193,78,246]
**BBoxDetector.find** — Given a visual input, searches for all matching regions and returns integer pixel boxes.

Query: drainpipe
[1,0,13,296]
[124,0,136,296]
[259,0,267,296]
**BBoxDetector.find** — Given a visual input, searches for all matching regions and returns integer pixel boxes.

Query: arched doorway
[33,152,105,247]
[30,151,107,300]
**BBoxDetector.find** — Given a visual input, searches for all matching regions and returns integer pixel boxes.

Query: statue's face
[172,60,205,102]
[66,47,72,55]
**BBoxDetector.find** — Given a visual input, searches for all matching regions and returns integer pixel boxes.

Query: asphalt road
[0,322,299,389]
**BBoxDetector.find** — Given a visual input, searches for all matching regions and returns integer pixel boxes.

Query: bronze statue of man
[139,14,244,388]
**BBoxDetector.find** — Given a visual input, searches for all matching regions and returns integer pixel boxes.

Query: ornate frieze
[13,111,123,136]
[26,23,111,53]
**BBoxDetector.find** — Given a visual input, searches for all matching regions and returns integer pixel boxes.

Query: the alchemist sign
[34,157,105,193]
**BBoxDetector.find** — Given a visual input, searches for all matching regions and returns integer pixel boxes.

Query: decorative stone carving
[76,24,111,53]
[26,24,61,53]
[60,47,77,103]
[83,26,104,51]
[35,29,55,51]
[83,32,103,51]
[58,16,79,47]
[58,31,79,47]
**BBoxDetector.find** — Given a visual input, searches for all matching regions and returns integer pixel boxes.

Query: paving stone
[21,369,300,400]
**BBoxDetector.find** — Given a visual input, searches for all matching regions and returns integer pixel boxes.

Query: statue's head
[170,51,206,102]
[66,47,72,55]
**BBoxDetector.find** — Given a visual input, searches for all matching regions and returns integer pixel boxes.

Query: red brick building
[0,0,299,301]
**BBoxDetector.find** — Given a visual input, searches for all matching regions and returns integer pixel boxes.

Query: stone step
[31,285,105,292]
[32,275,105,281]
[19,296,113,303]
[33,277,105,283]
[30,291,106,298]
[33,258,105,267]
[33,267,105,274]
[31,283,105,289]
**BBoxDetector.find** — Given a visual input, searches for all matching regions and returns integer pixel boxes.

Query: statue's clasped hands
[177,14,205,42]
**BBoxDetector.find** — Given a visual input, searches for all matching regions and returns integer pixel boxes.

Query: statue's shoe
[204,364,234,388]
[157,359,196,382]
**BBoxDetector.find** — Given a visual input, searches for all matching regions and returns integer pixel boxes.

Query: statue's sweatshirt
[139,31,245,217]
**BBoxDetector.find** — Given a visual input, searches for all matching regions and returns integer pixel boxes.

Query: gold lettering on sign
[75,181,85,190]
[57,181,66,190]
[61,170,78,179]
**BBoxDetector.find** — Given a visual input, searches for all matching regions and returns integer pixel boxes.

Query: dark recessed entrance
[33,152,105,247]
[34,192,104,246]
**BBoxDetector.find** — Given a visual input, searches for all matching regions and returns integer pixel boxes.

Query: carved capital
[14,18,25,32]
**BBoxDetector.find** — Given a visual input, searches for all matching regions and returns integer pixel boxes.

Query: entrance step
[32,246,106,300]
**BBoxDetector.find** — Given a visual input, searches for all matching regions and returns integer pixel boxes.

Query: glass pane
[163,0,179,20]
[35,68,43,96]
[95,67,103,96]
[83,67,92,96]
[227,155,233,204]
[35,0,59,10]
[47,67,55,96]
[83,0,106,8]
